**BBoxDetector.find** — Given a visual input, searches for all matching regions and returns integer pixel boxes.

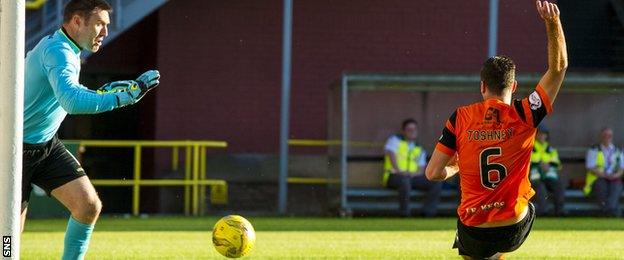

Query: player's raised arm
[536,0,568,104]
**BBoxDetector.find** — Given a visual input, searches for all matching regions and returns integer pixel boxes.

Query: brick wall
[153,0,549,153]
[156,0,283,153]
[74,0,614,153]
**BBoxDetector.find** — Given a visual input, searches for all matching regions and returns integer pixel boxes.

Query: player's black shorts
[453,203,536,259]
[22,135,86,203]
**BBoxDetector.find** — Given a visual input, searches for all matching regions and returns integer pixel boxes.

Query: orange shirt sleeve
[435,110,458,156]
[513,85,551,127]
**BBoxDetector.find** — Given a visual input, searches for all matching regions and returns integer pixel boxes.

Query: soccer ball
[212,215,256,258]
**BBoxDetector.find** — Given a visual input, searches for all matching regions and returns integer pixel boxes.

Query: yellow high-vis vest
[530,140,561,181]
[531,140,560,165]
[584,148,605,195]
[382,137,423,186]
[584,145,622,195]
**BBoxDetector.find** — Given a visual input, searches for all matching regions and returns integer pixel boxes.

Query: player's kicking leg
[52,176,102,260]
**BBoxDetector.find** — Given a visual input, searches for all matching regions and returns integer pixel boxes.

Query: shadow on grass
[23,217,624,232]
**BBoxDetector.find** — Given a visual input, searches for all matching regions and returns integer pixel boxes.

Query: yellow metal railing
[61,138,379,214]
[63,140,227,216]
[26,0,47,10]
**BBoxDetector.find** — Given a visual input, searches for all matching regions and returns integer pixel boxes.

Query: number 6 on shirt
[479,147,507,189]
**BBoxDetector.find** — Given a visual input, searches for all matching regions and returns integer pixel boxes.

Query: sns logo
[2,236,11,257]
[529,92,542,110]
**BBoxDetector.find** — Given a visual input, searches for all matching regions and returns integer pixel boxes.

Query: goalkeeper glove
[97,80,142,107]
[135,70,160,100]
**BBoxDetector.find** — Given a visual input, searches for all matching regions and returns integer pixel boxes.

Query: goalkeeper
[22,0,160,259]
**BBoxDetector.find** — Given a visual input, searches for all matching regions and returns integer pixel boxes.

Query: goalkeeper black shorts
[453,202,536,258]
[22,135,86,203]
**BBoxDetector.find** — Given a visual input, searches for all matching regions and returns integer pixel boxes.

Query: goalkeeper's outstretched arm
[44,44,160,114]
[47,63,122,114]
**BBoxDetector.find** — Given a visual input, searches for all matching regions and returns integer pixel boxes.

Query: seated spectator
[382,118,442,217]
[585,127,623,217]
[530,126,566,216]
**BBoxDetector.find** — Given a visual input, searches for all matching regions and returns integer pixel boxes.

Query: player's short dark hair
[63,0,112,23]
[480,56,516,96]
[401,118,418,130]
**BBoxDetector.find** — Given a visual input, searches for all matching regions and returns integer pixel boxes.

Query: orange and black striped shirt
[435,85,552,226]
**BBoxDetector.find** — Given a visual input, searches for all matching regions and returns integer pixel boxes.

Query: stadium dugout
[331,73,624,216]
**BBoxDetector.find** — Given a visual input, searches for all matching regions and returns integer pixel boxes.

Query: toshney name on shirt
[466,128,514,142]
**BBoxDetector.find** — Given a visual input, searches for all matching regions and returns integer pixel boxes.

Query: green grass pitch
[21,216,624,259]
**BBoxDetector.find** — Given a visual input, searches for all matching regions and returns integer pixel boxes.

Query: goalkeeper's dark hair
[63,0,112,23]
[401,118,418,130]
[480,56,516,96]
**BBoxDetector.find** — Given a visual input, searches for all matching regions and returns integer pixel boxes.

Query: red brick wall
[156,0,283,153]
[498,1,548,71]
[154,0,548,153]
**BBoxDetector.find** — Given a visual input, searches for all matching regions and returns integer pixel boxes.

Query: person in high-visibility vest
[383,118,442,217]
[585,127,624,217]
[530,126,566,216]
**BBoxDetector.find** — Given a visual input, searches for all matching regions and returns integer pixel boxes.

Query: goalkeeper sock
[62,216,94,260]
